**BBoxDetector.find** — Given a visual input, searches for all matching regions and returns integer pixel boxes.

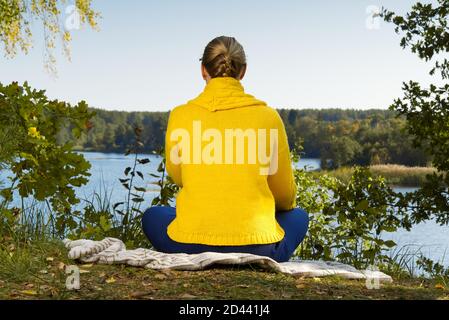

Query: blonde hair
[201,36,246,79]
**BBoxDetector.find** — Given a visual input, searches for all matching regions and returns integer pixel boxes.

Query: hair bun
[201,36,246,79]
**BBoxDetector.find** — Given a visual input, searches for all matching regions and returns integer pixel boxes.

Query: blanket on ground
[63,237,392,283]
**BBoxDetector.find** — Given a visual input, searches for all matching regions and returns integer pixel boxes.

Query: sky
[0,0,438,111]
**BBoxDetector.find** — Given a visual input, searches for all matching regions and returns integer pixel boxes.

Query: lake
[2,151,449,266]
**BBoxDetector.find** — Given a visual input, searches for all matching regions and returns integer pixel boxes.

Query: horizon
[0,0,438,112]
[88,105,398,113]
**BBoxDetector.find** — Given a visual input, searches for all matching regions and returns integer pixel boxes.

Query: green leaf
[355,200,369,211]
[384,240,396,248]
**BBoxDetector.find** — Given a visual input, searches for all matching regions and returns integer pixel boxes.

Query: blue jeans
[141,206,309,262]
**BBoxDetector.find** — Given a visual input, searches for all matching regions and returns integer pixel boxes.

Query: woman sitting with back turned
[142,36,309,262]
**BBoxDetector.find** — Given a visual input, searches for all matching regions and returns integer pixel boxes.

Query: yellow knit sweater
[165,77,296,245]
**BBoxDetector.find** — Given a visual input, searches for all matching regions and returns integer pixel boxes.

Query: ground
[0,240,448,300]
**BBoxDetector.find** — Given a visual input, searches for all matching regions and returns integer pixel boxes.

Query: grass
[1,238,448,300]
[316,164,438,187]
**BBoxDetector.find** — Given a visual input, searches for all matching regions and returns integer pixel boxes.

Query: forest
[61,107,431,169]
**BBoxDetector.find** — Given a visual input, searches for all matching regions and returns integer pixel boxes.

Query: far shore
[315,164,438,188]
[74,149,435,188]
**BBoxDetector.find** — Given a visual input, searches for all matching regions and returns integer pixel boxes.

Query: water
[1,152,448,266]
[383,187,449,267]
[78,152,322,206]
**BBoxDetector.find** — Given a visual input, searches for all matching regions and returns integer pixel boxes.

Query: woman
[142,36,309,262]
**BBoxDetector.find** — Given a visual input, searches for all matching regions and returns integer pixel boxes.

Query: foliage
[292,146,409,269]
[150,147,179,207]
[381,0,449,225]
[295,166,409,269]
[0,0,99,73]
[381,0,449,79]
[323,167,409,269]
[416,255,449,287]
[0,81,94,235]
[320,136,362,169]
[293,165,339,260]
[71,126,151,248]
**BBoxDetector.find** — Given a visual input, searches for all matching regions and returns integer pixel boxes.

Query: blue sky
[0,0,437,111]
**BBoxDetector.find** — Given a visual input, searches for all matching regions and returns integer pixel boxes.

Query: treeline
[59,108,431,168]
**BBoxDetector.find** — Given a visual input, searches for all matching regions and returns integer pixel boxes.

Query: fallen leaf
[39,285,51,291]
[105,276,116,284]
[99,272,106,278]
[20,290,37,296]
[49,288,59,297]
[81,264,93,268]
[46,257,54,262]
[295,283,305,289]
[57,262,65,270]
[180,293,197,299]
[24,283,34,289]
[313,277,322,282]
[39,269,48,274]
[435,284,445,290]
[182,283,190,288]
[79,269,90,274]
[154,273,167,280]
[159,269,172,276]
[142,282,152,287]
[130,291,153,298]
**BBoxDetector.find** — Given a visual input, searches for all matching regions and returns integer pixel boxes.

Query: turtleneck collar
[188,77,267,112]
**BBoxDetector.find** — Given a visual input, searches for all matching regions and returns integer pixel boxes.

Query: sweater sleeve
[165,109,183,187]
[267,116,297,211]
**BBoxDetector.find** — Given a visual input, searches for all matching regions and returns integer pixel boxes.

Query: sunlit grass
[317,164,438,187]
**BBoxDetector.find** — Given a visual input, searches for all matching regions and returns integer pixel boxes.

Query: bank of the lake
[315,164,438,187]
[1,238,448,300]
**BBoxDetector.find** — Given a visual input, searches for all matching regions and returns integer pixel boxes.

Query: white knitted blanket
[63,237,392,282]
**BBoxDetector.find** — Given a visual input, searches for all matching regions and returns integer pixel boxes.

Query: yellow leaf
[21,290,37,296]
[81,264,93,268]
[435,283,445,289]
[79,269,90,274]
[106,277,116,284]
[46,257,54,262]
[154,274,167,280]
